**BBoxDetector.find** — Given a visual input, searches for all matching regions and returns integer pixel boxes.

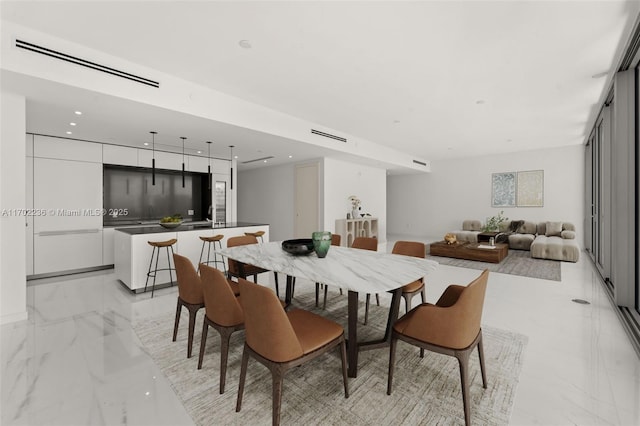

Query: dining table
[219,240,438,377]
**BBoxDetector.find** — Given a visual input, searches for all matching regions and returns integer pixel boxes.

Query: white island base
[114,222,269,293]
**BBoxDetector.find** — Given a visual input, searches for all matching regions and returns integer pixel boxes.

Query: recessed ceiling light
[69,122,76,126]
[197,150,202,154]
[263,160,267,163]
[288,155,293,159]
[234,155,238,159]
[239,39,252,49]
[144,142,149,146]
[66,131,72,134]
[74,111,82,115]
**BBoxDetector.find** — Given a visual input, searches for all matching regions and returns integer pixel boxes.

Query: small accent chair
[387,269,490,426]
[172,253,205,358]
[315,234,342,307]
[392,241,427,312]
[198,264,244,394]
[236,279,349,426]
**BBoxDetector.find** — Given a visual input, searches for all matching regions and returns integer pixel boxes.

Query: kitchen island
[114,222,269,293]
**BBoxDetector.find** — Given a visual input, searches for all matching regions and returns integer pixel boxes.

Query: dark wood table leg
[347,290,359,377]
[383,288,402,343]
[284,275,294,308]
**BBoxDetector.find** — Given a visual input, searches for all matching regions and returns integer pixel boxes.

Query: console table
[335,217,378,247]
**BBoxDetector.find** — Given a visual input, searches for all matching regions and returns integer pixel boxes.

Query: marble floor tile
[1,235,638,425]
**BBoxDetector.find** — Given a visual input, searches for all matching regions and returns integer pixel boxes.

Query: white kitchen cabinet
[34,231,103,274]
[103,227,115,265]
[187,155,209,173]
[138,149,183,171]
[34,135,102,163]
[103,144,138,166]
[33,158,103,233]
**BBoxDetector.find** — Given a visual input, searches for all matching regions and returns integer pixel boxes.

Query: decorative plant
[348,195,361,211]
[483,210,508,232]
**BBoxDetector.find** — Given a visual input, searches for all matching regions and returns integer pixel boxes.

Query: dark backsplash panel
[103,165,209,226]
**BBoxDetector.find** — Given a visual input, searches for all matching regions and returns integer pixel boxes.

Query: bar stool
[198,234,226,274]
[144,238,178,298]
[244,230,265,242]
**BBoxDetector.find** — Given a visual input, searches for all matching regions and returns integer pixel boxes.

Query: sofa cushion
[517,221,537,235]
[462,220,482,231]
[508,233,535,250]
[510,220,525,232]
[561,230,576,239]
[531,235,580,262]
[545,221,563,237]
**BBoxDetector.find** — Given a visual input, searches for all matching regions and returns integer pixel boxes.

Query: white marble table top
[219,241,439,294]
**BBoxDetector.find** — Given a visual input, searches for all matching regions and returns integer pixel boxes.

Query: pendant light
[229,145,234,190]
[180,137,186,188]
[150,131,157,185]
[206,141,212,190]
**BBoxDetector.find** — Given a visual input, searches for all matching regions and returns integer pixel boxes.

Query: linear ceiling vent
[15,39,160,88]
[242,156,275,164]
[412,160,427,167]
[311,129,347,143]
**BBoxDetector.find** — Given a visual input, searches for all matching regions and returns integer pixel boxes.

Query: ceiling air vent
[241,156,275,164]
[311,129,347,143]
[412,160,427,166]
[15,39,160,88]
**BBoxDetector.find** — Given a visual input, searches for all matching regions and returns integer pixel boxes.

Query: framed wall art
[516,170,544,207]
[491,172,516,207]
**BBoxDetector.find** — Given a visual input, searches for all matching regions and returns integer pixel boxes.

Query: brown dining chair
[198,264,244,394]
[226,235,275,288]
[392,240,427,313]
[387,269,490,426]
[172,253,205,358]
[315,233,342,307]
[236,279,349,426]
[349,237,379,324]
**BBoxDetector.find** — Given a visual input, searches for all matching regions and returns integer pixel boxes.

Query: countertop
[114,222,268,235]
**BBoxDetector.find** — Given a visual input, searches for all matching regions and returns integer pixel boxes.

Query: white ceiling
[1,1,639,171]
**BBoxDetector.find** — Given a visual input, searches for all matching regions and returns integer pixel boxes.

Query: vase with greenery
[483,210,508,232]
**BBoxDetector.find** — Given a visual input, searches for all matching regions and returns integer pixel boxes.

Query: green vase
[312,231,332,258]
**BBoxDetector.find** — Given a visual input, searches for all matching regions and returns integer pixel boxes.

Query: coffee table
[429,240,508,263]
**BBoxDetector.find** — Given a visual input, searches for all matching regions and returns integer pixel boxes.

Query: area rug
[428,248,561,281]
[133,289,528,426]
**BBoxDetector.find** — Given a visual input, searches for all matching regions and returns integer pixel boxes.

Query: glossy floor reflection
[1,236,639,425]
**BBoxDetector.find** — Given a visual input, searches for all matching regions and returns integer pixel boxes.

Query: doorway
[294,162,320,238]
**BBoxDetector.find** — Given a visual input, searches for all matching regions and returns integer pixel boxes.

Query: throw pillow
[510,220,524,232]
[561,230,576,239]
[546,221,563,237]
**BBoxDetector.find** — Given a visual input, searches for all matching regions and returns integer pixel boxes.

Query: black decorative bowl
[282,239,314,256]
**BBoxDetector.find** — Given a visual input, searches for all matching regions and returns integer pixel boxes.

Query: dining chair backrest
[331,234,341,246]
[439,269,489,347]
[226,235,259,276]
[391,240,425,258]
[239,278,304,362]
[351,237,377,251]
[172,253,204,305]
[199,264,243,327]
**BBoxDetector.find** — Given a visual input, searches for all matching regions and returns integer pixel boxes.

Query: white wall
[238,157,388,243]
[237,163,295,242]
[323,157,387,242]
[387,145,585,245]
[1,91,28,324]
